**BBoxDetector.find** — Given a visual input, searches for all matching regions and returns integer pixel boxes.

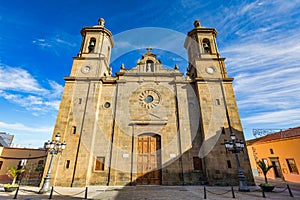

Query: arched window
[72,126,76,134]
[146,60,154,72]
[88,37,96,53]
[202,38,211,54]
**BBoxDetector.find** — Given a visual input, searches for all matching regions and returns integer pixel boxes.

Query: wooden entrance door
[136,134,161,185]
[270,158,283,179]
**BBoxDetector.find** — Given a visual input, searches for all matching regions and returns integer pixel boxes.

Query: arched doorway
[136,134,162,185]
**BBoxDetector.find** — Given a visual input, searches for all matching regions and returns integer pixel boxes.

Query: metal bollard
[231,186,235,198]
[204,186,207,199]
[261,187,266,198]
[287,184,294,197]
[85,187,88,199]
[13,187,19,199]
[49,186,54,199]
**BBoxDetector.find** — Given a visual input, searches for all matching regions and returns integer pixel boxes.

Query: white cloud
[214,0,300,131]
[45,100,61,110]
[0,65,63,115]
[243,108,300,126]
[0,121,53,133]
[1,92,43,106]
[48,80,64,98]
[0,91,60,113]
[225,30,300,113]
[55,38,77,47]
[0,65,47,94]
[214,0,300,42]
[32,39,52,48]
[0,121,53,148]
[239,0,260,15]
[32,35,77,54]
[223,39,300,74]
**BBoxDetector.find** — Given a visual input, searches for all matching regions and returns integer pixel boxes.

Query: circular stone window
[206,66,215,74]
[104,102,111,108]
[82,66,91,74]
[145,95,154,103]
[139,90,160,109]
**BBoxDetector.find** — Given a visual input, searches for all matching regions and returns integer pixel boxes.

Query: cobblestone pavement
[0,177,299,199]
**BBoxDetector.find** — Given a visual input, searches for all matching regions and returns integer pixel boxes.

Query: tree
[7,166,25,185]
[257,160,274,184]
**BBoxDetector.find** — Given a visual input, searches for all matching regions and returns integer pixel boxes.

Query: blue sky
[0,0,300,147]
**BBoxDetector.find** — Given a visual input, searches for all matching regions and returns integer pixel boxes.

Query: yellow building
[0,147,47,186]
[247,127,300,183]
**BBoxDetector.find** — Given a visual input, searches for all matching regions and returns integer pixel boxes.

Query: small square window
[215,99,220,105]
[227,160,232,168]
[95,157,105,171]
[193,157,202,171]
[66,160,70,169]
[78,98,82,104]
[72,126,76,134]
[18,159,27,169]
[38,160,44,167]
[286,159,299,174]
[270,148,274,154]
[36,160,44,172]
[262,158,268,167]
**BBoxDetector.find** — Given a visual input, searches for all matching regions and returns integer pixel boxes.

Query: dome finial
[120,63,125,70]
[194,20,200,28]
[174,64,179,70]
[98,18,105,27]
[146,46,152,52]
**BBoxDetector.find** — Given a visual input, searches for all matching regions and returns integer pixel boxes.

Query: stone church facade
[44,19,254,186]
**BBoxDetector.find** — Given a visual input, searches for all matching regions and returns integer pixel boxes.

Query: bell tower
[46,19,116,187]
[184,20,228,79]
[70,18,114,77]
[184,20,254,185]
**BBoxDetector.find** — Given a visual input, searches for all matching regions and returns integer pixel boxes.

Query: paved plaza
[0,177,299,199]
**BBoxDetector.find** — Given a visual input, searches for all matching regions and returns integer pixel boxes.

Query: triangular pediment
[116,49,183,76]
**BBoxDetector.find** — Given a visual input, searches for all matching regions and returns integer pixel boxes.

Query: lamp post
[224,133,250,192]
[39,133,66,194]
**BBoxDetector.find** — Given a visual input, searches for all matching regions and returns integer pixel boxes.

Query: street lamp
[224,133,250,192]
[39,132,66,193]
